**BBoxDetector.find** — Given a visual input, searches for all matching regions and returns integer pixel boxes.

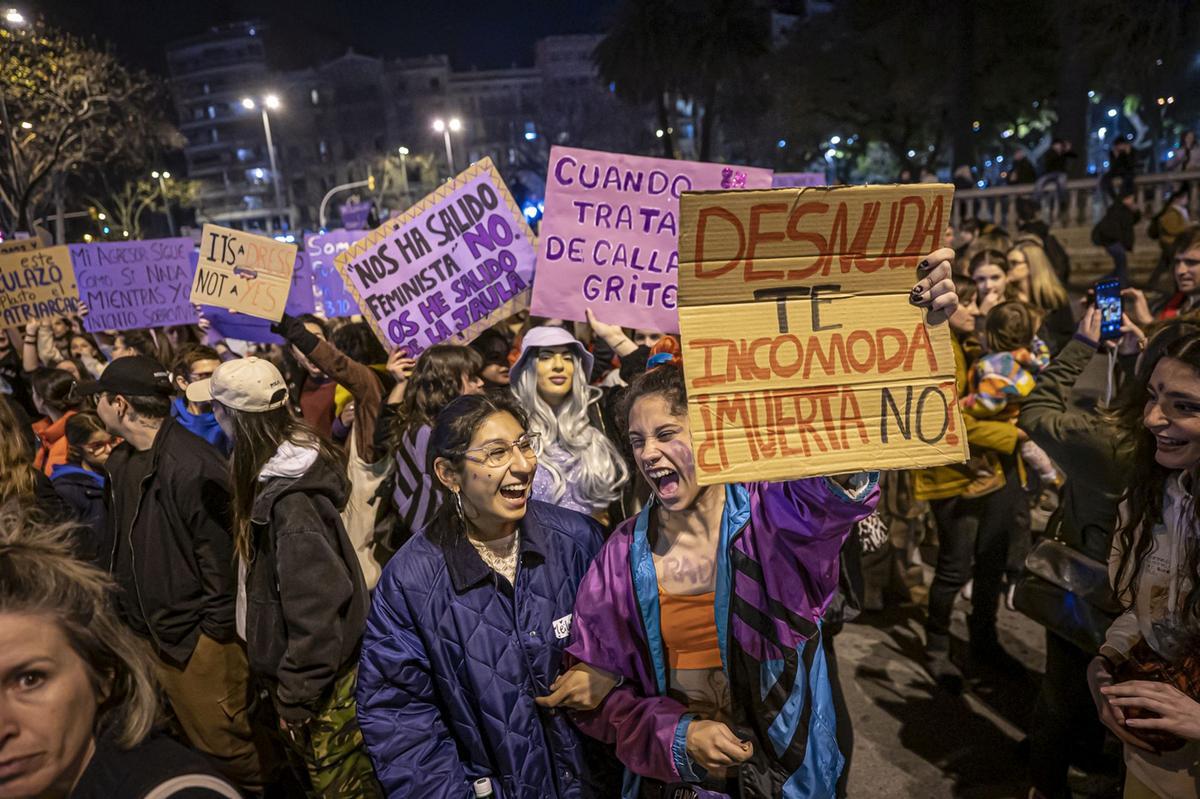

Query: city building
[165,27,641,232]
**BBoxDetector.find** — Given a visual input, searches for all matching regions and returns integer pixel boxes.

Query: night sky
[31,0,618,73]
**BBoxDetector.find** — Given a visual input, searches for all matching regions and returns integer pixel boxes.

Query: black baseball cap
[75,355,174,398]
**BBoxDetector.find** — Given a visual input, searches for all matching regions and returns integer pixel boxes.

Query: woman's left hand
[535,663,620,712]
[1102,681,1200,742]
[909,248,959,325]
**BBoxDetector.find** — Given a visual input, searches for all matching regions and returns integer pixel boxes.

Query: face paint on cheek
[662,440,695,480]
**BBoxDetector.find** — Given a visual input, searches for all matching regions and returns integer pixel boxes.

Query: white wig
[510,349,628,511]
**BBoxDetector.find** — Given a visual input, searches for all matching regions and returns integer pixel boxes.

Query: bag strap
[142,774,242,799]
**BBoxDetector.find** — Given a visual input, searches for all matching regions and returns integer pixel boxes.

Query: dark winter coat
[104,417,235,664]
[357,500,609,799]
[1092,202,1139,252]
[245,448,369,722]
[50,463,108,566]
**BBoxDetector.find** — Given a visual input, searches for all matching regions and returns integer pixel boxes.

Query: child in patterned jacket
[961,301,1061,486]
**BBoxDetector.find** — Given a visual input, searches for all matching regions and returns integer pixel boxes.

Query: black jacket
[72,734,238,798]
[1018,219,1072,284]
[1092,202,1139,252]
[246,449,368,722]
[104,417,236,664]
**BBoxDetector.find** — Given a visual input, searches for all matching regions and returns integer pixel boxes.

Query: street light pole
[398,146,411,207]
[152,170,176,237]
[243,94,286,232]
[432,117,462,177]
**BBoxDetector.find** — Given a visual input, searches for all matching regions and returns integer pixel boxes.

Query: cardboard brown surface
[677,183,967,484]
[678,183,952,304]
[0,238,42,256]
[0,245,78,326]
[189,225,297,322]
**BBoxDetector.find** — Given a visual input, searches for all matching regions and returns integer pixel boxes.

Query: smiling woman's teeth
[499,483,528,498]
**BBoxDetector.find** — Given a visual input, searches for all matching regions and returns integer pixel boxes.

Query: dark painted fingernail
[917,259,932,276]
[909,287,926,305]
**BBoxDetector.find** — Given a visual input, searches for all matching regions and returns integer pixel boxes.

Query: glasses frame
[463,432,540,468]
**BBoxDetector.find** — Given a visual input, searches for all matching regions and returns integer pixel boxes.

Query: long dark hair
[391,345,483,442]
[31,367,80,415]
[1110,321,1200,640]
[427,392,528,544]
[224,404,346,562]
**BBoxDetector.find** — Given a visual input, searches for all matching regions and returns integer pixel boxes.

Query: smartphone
[1094,278,1123,341]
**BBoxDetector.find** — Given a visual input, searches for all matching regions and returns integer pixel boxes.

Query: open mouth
[1156,435,1189,451]
[646,466,681,498]
[549,376,568,385]
[499,482,529,501]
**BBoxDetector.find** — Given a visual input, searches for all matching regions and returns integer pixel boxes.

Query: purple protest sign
[70,238,197,332]
[531,146,772,333]
[339,200,372,231]
[305,230,363,318]
[772,172,826,188]
[336,157,536,354]
[198,248,316,344]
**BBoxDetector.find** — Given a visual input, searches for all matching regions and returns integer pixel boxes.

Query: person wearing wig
[539,250,961,798]
[509,326,629,522]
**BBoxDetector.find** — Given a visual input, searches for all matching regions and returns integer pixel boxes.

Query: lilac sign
[531,146,773,333]
[339,200,372,231]
[198,248,316,344]
[306,230,363,318]
[336,157,536,354]
[772,172,826,188]
[70,238,197,332]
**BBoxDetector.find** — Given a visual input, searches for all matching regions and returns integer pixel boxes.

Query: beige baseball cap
[186,356,289,412]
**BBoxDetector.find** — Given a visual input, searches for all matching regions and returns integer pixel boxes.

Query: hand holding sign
[909,249,958,325]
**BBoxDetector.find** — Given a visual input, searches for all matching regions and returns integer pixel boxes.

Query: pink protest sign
[772,172,827,188]
[336,157,536,354]
[531,146,772,333]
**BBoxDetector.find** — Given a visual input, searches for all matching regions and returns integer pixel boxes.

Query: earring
[453,490,465,523]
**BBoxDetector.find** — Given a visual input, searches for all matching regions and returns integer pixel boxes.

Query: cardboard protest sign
[531,146,773,333]
[772,172,826,188]
[306,230,363,318]
[70,238,197,332]
[676,183,968,484]
[189,225,297,322]
[0,237,41,256]
[198,248,316,344]
[336,157,535,354]
[0,245,78,326]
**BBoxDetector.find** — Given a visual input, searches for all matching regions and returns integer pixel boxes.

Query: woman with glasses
[50,411,117,565]
[357,392,619,798]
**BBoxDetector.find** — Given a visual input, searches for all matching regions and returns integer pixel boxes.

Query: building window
[207,105,217,119]
[430,77,440,90]
[311,89,319,106]
[236,147,254,162]
[209,128,219,143]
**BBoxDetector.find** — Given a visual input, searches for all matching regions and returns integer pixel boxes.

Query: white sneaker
[960,579,973,601]
[1006,582,1017,611]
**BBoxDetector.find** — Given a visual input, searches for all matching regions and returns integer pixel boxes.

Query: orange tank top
[658,588,722,670]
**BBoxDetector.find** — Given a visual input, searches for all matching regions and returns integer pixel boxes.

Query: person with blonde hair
[1008,240,1075,353]
[0,398,65,519]
[0,505,240,798]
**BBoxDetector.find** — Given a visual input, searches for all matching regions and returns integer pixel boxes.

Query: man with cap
[77,355,269,790]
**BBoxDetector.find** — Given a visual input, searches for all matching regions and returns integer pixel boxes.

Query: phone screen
[1094,279,1123,341]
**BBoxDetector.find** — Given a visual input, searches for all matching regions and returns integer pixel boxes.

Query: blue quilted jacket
[357,500,609,799]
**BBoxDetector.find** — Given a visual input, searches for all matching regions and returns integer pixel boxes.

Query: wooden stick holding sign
[189,224,297,322]
[676,183,969,484]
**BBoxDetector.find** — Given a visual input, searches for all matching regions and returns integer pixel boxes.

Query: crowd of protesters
[1,178,1200,799]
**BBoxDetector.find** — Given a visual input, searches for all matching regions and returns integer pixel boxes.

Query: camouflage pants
[279,667,382,798]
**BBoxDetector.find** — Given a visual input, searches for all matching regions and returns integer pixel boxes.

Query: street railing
[951,169,1200,228]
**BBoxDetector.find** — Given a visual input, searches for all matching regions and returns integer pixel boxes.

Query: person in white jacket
[1089,321,1200,799]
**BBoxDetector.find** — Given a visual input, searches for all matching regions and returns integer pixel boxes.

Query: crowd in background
[2,176,1200,799]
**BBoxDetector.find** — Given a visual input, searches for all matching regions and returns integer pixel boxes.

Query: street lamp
[151,170,176,237]
[397,146,411,206]
[432,117,462,176]
[242,94,286,229]
[3,8,24,26]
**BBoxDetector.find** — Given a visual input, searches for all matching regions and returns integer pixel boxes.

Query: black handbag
[1012,510,1123,654]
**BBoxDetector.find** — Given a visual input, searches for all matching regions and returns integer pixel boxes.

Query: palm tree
[594,0,685,159]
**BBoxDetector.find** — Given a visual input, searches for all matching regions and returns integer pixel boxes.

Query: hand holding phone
[1093,279,1123,341]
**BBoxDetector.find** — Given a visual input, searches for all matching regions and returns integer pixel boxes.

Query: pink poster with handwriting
[531,146,772,333]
